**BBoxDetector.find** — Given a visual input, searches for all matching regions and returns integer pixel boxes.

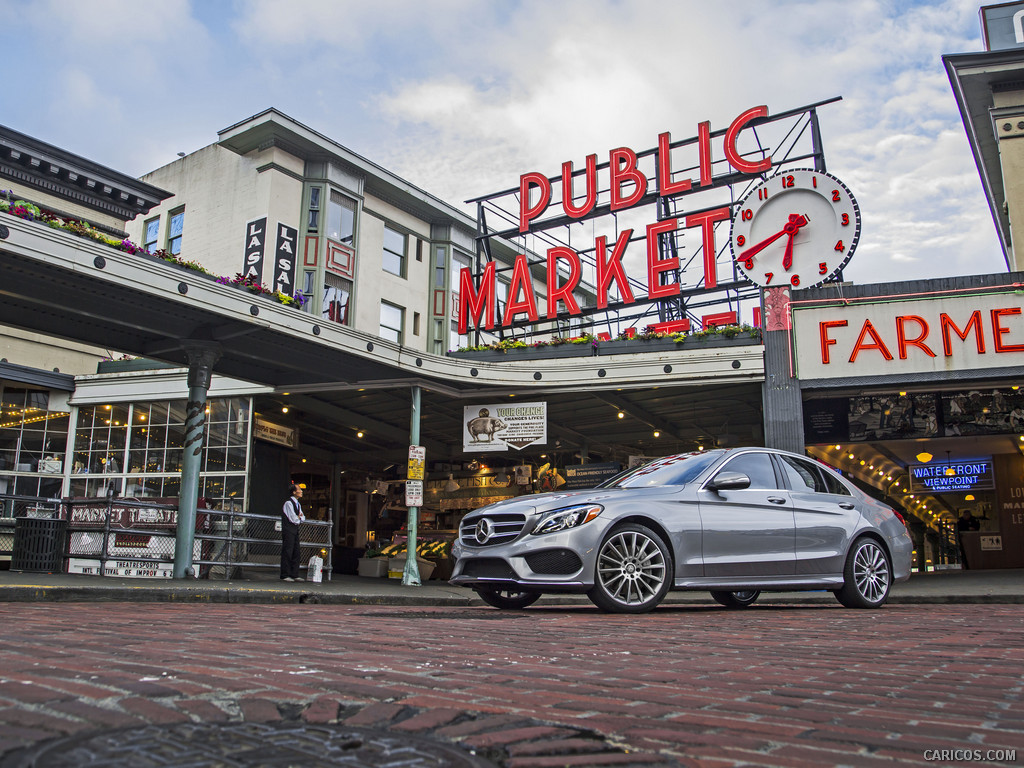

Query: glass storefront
[0,385,70,498]
[69,397,251,513]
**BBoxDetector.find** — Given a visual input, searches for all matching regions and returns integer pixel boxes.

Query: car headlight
[532,504,603,535]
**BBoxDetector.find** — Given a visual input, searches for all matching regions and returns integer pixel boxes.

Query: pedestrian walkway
[0,566,1019,605]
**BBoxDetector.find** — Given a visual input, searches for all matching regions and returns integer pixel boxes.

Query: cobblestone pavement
[0,602,1022,767]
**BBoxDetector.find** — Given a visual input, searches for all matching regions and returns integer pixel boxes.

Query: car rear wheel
[588,524,672,613]
[474,587,541,610]
[834,537,892,609]
[710,590,761,608]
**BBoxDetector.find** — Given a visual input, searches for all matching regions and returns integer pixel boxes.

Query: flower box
[448,344,596,361]
[357,557,388,578]
[387,556,435,580]
[597,333,761,356]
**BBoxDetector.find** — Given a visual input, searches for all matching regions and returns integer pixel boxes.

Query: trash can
[11,517,67,573]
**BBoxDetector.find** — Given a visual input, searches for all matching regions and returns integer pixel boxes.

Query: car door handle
[767,496,787,504]
[839,502,856,509]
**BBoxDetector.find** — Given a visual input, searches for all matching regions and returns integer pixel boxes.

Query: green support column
[402,385,422,586]
[173,342,222,579]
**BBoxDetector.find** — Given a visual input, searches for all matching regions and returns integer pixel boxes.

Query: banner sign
[908,458,995,493]
[463,402,546,452]
[254,417,298,448]
[793,292,1024,380]
[242,218,267,282]
[273,223,298,295]
[564,462,622,490]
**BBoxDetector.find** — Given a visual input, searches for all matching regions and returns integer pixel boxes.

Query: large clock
[730,169,861,289]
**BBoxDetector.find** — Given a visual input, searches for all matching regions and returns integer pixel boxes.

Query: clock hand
[738,213,809,262]
[781,214,809,271]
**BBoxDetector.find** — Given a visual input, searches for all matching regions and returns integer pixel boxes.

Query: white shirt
[282,496,305,525]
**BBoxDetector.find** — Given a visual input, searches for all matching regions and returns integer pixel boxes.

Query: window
[326,191,355,244]
[382,225,406,276]
[322,274,351,325]
[719,452,779,490]
[143,218,159,253]
[778,455,827,493]
[0,386,69,497]
[434,246,446,287]
[69,398,250,508]
[380,301,404,344]
[167,209,184,255]
[307,187,321,232]
[413,312,421,336]
[301,270,316,311]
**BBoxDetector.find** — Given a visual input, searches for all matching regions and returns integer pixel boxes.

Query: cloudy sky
[0,0,1008,284]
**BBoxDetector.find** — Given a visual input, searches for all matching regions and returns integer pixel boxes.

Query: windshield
[597,450,724,488]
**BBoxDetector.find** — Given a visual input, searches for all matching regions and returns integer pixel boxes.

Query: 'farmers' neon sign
[459,105,772,334]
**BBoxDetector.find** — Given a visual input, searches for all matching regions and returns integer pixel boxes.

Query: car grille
[459,513,527,547]
[460,558,518,579]
[525,549,583,575]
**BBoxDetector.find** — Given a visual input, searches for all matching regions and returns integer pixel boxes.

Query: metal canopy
[0,215,766,470]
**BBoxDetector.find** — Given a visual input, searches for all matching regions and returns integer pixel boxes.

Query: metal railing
[1,493,332,580]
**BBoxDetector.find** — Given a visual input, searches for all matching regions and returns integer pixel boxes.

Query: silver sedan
[450,447,913,612]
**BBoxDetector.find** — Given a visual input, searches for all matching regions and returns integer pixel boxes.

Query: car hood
[464,486,676,517]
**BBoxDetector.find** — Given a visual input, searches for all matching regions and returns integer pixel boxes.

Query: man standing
[281,483,305,581]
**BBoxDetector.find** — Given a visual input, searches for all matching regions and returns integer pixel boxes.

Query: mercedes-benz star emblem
[474,517,493,544]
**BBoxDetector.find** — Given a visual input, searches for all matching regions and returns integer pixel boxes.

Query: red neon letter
[609,147,647,211]
[724,106,772,174]
[546,246,582,319]
[849,319,894,363]
[895,315,936,359]
[457,261,496,335]
[561,154,597,219]
[697,120,712,187]
[646,219,680,300]
[657,132,691,196]
[992,307,1024,352]
[940,311,984,356]
[595,230,636,309]
[502,254,539,325]
[819,320,848,365]
[685,206,731,289]
[519,172,551,233]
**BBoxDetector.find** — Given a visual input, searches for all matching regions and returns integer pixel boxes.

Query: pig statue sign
[463,402,546,452]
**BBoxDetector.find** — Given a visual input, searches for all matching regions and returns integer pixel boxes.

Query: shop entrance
[804,387,1024,572]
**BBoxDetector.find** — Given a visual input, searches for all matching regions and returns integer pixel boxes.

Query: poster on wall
[463,402,546,452]
[242,217,267,281]
[943,389,1024,436]
[803,393,940,443]
[273,223,298,295]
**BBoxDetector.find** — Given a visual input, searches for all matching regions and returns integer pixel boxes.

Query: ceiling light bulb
[282,406,289,413]
[617,412,624,419]
[357,431,364,438]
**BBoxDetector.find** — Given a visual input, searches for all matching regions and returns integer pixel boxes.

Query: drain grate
[0,721,497,768]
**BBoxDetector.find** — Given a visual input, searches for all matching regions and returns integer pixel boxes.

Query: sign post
[402,388,423,586]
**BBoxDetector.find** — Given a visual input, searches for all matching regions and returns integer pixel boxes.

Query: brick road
[0,602,1021,767]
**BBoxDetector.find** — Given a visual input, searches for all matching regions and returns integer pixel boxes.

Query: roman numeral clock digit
[730,169,861,289]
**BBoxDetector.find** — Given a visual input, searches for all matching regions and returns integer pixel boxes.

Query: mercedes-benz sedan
[450,448,912,612]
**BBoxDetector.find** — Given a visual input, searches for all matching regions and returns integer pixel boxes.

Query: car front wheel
[710,590,761,608]
[474,587,541,610]
[588,524,672,613]
[834,537,892,609]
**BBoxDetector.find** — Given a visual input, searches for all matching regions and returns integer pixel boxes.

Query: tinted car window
[600,450,724,488]
[819,465,852,495]
[716,452,779,490]
[779,455,827,492]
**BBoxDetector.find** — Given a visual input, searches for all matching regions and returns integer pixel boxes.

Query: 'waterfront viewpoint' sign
[908,458,995,493]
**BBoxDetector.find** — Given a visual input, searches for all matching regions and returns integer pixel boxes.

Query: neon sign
[459,106,774,334]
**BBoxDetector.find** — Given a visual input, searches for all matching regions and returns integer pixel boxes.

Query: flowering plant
[1,195,307,310]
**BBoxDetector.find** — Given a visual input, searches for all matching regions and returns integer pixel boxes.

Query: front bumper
[449,526,602,592]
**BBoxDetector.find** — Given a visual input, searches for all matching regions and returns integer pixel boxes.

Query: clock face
[730,169,861,289]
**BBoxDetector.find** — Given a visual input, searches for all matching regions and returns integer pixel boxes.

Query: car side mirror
[707,471,751,493]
